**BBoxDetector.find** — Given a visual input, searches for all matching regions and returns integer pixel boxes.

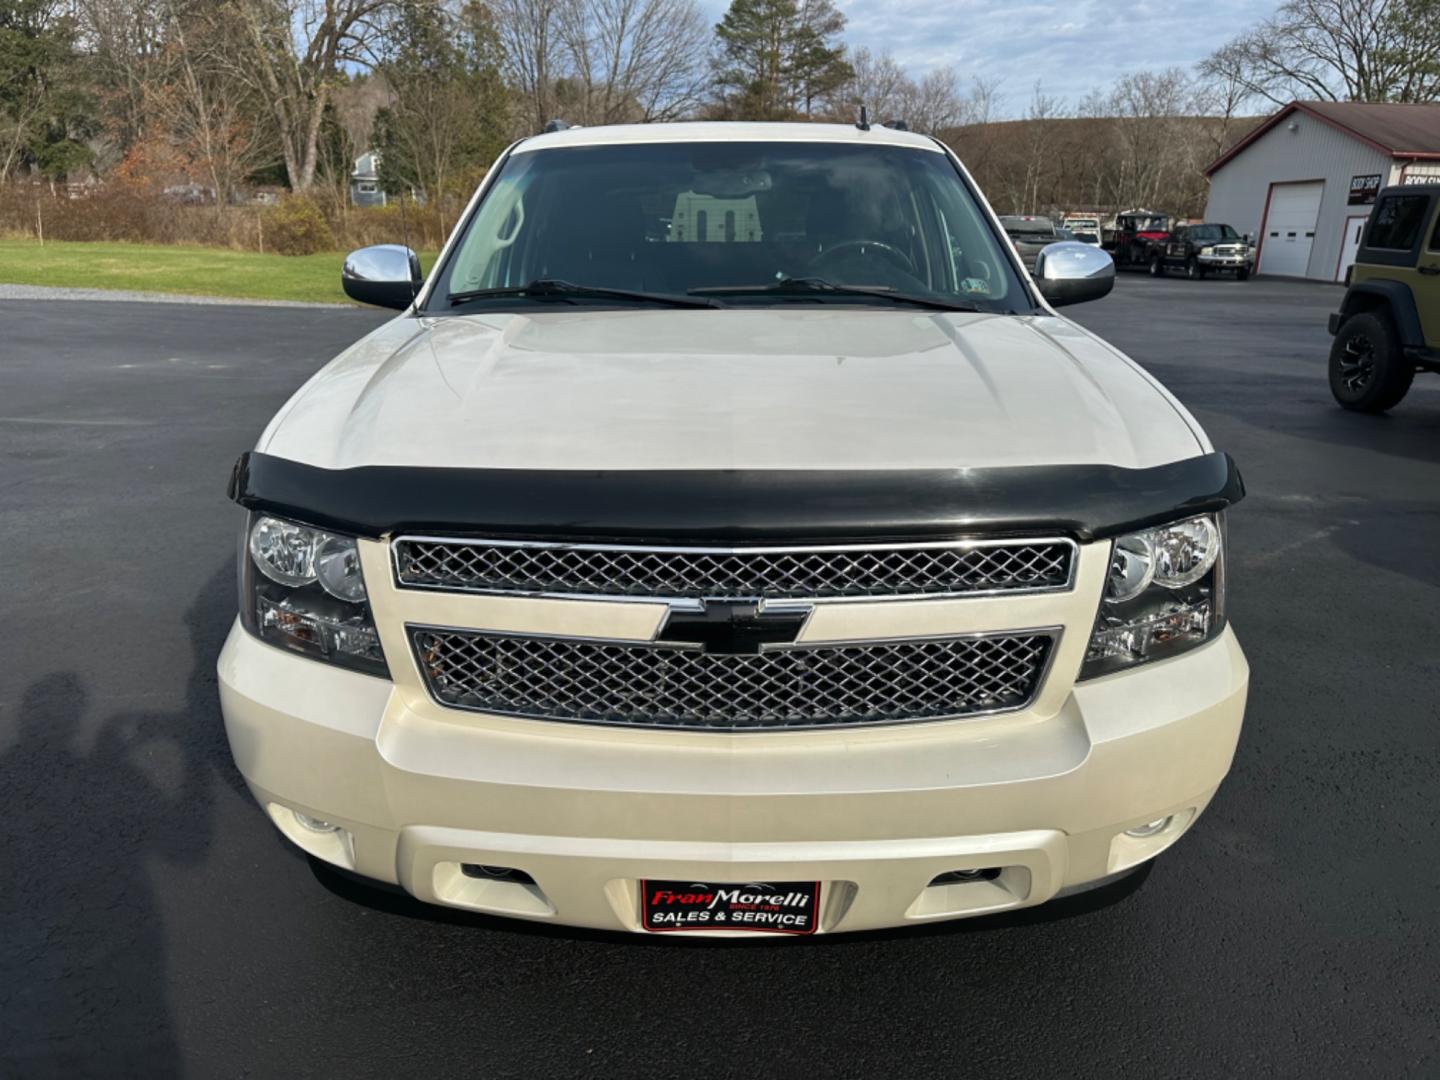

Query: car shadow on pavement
[0,566,236,1078]
[308,856,1153,949]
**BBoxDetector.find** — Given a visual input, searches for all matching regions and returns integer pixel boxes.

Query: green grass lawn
[0,238,437,304]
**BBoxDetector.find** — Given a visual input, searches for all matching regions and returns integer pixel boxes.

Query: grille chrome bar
[410,626,1058,731]
[393,536,1077,603]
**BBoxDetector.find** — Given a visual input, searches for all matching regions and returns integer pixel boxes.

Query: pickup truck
[997,214,1059,270]
[219,121,1248,937]
[1148,223,1253,280]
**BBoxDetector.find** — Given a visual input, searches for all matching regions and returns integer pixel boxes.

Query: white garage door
[1259,181,1323,277]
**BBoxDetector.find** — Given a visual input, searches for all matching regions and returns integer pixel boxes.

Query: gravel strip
[0,282,351,308]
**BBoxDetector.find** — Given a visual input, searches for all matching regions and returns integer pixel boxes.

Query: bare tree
[555,0,709,125]
[143,4,274,206]
[1017,82,1064,214]
[833,51,986,136]
[1201,0,1440,105]
[73,0,170,161]
[842,46,908,122]
[904,67,969,135]
[1105,68,1192,209]
[491,0,563,131]
[220,0,392,191]
[1192,50,1255,168]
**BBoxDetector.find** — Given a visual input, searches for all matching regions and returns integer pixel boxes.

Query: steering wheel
[810,239,917,276]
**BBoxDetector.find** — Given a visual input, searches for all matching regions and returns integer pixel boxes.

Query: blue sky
[700,0,1270,115]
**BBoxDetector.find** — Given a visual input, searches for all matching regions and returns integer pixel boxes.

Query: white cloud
[700,0,1266,115]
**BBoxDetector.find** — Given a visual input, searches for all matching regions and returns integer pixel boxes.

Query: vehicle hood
[260,309,1206,472]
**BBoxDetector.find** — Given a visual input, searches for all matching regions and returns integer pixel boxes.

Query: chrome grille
[410,628,1056,730]
[393,538,1075,601]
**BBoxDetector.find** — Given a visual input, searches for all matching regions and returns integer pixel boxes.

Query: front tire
[1148,254,1164,277]
[1236,267,1251,281]
[1329,311,1414,412]
[1186,258,1204,280]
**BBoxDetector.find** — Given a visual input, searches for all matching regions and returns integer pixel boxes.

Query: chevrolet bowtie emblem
[656,599,811,655]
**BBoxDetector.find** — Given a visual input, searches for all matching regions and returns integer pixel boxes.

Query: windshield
[428,141,1028,313]
[1191,224,1240,242]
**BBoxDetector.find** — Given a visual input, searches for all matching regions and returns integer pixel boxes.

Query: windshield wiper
[690,277,979,312]
[448,278,722,309]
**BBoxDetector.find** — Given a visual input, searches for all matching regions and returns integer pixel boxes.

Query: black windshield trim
[230,451,1243,543]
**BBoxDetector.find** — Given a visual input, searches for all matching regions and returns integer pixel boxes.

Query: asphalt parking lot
[2,274,1438,1077]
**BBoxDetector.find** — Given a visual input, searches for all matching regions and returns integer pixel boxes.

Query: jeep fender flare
[1336,280,1425,347]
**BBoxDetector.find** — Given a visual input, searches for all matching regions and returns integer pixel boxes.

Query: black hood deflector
[228,451,1244,542]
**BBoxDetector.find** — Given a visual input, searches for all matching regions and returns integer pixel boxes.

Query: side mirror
[342,244,422,310]
[1034,241,1115,308]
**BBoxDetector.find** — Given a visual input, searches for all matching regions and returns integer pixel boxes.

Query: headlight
[1199,246,1215,256]
[1080,513,1225,679]
[239,513,388,677]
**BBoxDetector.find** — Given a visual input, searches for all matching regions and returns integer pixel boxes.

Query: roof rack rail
[541,119,573,133]
[882,119,909,131]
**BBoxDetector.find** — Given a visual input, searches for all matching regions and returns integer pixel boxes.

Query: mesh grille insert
[410,628,1056,731]
[394,539,1074,600]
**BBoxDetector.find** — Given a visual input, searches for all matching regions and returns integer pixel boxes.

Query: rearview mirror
[1034,242,1115,308]
[342,244,422,310]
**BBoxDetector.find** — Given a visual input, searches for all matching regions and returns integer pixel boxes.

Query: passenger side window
[1367,194,1430,251]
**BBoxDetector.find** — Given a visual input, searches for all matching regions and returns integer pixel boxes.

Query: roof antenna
[856,105,870,131]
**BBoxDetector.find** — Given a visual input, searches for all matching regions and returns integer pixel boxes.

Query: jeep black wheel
[1186,258,1204,280]
[1148,254,1164,277]
[1329,311,1414,412]
[1235,268,1250,281]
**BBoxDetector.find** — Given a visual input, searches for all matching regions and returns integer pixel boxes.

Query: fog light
[294,811,339,833]
[1125,816,1172,838]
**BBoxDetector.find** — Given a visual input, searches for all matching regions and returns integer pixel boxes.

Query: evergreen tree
[374,1,510,216]
[0,0,95,181]
[712,0,851,120]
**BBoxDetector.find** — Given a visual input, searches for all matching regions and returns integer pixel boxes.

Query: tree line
[2,0,1436,229]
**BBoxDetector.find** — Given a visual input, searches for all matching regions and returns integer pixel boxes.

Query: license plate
[640,879,820,934]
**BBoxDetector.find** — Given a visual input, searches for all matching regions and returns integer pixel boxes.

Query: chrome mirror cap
[342,244,423,310]
[1034,241,1116,308]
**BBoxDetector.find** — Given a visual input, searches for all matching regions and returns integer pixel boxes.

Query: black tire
[1236,268,1250,281]
[1329,311,1414,412]
[1186,258,1204,280]
[1148,253,1164,277]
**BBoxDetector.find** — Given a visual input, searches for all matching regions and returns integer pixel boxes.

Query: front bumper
[218,613,1248,936]
[1197,254,1252,269]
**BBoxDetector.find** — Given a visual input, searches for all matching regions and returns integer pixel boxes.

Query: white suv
[219,122,1247,936]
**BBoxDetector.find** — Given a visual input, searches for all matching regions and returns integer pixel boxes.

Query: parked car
[1148,223,1253,280]
[1327,183,1440,412]
[221,121,1248,937]
[998,214,1060,270]
[1062,216,1103,246]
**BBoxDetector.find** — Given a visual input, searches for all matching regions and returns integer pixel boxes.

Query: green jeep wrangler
[1328,184,1440,412]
